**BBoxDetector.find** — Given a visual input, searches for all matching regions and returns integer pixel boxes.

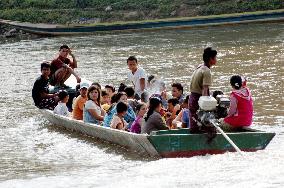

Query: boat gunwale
[40,109,161,157]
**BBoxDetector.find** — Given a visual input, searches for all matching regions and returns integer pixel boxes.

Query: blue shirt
[182,109,190,128]
[103,104,136,128]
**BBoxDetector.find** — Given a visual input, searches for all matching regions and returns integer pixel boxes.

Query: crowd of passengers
[32,45,253,134]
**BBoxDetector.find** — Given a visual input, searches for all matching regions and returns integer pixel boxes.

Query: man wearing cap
[72,82,89,120]
[189,47,217,133]
[50,45,81,88]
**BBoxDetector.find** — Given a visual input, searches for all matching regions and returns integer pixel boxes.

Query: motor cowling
[197,96,217,126]
[197,95,230,126]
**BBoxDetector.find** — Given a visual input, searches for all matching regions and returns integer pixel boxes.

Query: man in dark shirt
[32,62,58,110]
[50,45,81,87]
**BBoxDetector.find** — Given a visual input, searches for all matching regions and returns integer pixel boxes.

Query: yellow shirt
[102,103,111,111]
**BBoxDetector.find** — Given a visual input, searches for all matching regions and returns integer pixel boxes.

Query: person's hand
[174,104,180,112]
[161,90,167,100]
[53,92,59,97]
[76,76,81,83]
[165,112,171,118]
[54,95,59,102]
[68,49,74,56]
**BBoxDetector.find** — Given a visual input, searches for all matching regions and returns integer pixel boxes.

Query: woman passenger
[141,97,169,134]
[83,86,105,124]
[220,75,253,130]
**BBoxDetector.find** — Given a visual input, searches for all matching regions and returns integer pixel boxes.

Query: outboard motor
[195,95,230,142]
[197,96,218,126]
[197,95,230,127]
[215,95,230,119]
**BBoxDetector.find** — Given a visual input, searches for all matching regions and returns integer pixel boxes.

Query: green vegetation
[0,0,283,24]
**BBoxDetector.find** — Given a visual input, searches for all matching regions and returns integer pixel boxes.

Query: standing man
[50,45,81,87]
[127,56,147,98]
[32,62,58,110]
[189,47,217,133]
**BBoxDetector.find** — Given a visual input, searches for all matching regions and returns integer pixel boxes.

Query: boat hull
[40,110,275,158]
[1,9,284,36]
[148,129,275,158]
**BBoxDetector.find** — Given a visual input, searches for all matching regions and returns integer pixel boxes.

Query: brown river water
[0,23,283,187]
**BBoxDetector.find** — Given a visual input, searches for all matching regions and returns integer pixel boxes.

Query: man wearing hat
[72,82,89,120]
[50,45,81,88]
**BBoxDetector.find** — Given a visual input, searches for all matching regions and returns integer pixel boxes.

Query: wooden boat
[40,109,275,158]
[1,9,283,36]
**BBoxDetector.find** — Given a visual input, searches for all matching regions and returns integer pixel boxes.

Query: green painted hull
[148,129,275,158]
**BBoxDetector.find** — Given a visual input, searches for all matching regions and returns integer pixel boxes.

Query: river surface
[0,23,283,188]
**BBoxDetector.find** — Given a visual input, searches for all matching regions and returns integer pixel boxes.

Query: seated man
[72,82,89,120]
[32,62,58,110]
[171,83,185,105]
[50,45,81,87]
[220,75,253,130]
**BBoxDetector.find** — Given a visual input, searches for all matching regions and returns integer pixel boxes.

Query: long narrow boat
[1,9,283,36]
[40,109,275,158]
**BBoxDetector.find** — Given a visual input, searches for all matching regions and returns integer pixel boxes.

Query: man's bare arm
[140,78,146,92]
[202,85,209,96]
[69,49,77,69]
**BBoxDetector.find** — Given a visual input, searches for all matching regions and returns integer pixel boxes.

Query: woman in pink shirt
[220,75,253,130]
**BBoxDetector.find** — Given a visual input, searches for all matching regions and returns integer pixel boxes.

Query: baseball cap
[80,82,89,89]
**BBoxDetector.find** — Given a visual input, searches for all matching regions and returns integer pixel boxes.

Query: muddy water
[0,23,283,187]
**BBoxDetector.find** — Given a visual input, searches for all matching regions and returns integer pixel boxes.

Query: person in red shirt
[220,75,253,130]
[50,45,81,87]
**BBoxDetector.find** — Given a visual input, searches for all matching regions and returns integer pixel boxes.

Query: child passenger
[101,90,111,111]
[105,85,115,97]
[130,103,147,134]
[54,90,69,116]
[166,98,180,128]
[172,95,190,128]
[110,102,128,130]
[103,92,136,128]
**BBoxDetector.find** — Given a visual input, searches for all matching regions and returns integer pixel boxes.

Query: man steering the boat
[189,47,217,133]
[50,45,81,88]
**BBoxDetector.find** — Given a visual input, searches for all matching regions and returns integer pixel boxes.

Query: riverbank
[0,0,283,24]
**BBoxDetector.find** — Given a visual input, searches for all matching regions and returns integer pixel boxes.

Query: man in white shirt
[127,56,147,98]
